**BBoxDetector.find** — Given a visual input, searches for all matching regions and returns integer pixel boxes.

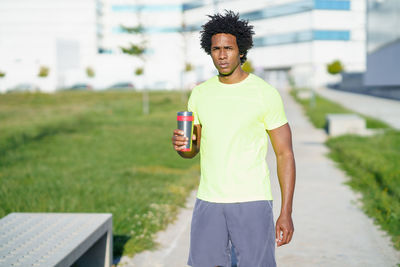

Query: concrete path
[118,191,195,266]
[317,87,400,130]
[118,88,400,266]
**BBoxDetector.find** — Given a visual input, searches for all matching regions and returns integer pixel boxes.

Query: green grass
[326,132,400,250]
[290,89,390,129]
[0,90,199,258]
[290,88,400,250]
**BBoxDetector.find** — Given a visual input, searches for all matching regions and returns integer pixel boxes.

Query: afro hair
[200,10,254,64]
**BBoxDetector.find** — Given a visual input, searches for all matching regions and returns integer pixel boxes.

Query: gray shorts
[187,198,276,267]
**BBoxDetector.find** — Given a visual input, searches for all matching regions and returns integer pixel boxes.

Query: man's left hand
[275,214,294,247]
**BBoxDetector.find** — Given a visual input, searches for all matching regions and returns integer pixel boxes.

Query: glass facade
[113,26,181,34]
[313,30,350,40]
[367,0,400,53]
[183,0,351,32]
[314,0,350,10]
[242,0,313,21]
[183,0,350,15]
[112,4,182,12]
[183,1,203,11]
[254,30,350,47]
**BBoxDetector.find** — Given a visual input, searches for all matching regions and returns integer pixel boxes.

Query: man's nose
[218,49,227,59]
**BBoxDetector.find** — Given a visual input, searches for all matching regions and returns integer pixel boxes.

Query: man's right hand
[171,129,196,152]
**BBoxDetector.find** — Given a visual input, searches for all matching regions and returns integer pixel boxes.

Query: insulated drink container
[177,111,194,152]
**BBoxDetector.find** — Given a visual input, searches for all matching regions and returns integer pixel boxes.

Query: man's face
[210,33,242,76]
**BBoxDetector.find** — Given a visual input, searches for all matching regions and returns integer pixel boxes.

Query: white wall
[0,0,97,92]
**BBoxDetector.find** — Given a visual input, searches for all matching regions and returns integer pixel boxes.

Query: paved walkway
[118,88,400,266]
[317,87,400,129]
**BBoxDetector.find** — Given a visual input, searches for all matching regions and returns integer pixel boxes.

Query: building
[96,0,185,90]
[0,0,186,92]
[364,0,400,88]
[0,0,98,92]
[0,0,367,92]
[182,0,366,90]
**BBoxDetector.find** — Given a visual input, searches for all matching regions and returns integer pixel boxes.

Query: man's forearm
[276,152,296,215]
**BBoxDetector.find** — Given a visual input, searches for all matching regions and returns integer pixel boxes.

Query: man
[172,10,295,267]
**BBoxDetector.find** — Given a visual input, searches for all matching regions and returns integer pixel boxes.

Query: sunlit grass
[0,90,199,257]
[290,89,390,129]
[290,88,400,250]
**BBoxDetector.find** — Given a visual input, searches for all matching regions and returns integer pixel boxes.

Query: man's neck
[218,67,249,84]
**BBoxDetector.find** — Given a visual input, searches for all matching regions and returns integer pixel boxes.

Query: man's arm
[267,123,296,247]
[172,124,201,158]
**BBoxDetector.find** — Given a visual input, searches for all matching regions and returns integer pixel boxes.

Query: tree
[242,60,254,73]
[120,8,149,115]
[135,67,144,76]
[185,63,194,72]
[327,60,344,75]
[38,66,50,78]
[0,70,5,93]
[86,66,95,78]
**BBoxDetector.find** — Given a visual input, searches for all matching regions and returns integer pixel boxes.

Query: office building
[183,0,366,90]
[96,0,185,89]
[0,0,98,92]
[364,0,400,88]
[0,0,185,92]
[0,0,367,92]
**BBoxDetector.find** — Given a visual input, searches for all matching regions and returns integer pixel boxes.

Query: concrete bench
[326,114,366,136]
[0,213,112,267]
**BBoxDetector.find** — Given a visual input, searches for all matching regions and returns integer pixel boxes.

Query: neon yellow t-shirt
[188,73,288,203]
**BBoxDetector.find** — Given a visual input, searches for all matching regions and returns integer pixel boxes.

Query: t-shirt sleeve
[262,86,288,130]
[187,88,200,125]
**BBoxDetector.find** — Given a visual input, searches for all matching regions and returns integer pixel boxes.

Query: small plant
[327,60,344,75]
[121,43,146,57]
[242,60,254,73]
[86,67,95,78]
[38,66,50,78]
[0,71,5,78]
[135,67,144,76]
[185,63,194,72]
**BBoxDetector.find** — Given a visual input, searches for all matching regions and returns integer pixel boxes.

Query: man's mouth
[219,62,229,69]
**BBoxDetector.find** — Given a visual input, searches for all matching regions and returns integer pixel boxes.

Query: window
[314,0,351,10]
[254,30,350,47]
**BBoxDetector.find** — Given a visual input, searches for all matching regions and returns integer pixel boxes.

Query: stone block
[326,114,366,136]
[0,213,113,267]
[297,90,312,99]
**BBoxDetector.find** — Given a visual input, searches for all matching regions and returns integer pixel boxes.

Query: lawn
[290,89,390,129]
[0,90,200,258]
[291,88,400,250]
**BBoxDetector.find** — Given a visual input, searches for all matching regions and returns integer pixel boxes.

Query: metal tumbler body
[177,111,194,152]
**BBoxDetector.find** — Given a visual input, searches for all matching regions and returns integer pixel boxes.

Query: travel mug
[177,111,194,152]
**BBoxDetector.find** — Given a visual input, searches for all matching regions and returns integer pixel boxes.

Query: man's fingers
[275,225,281,242]
[172,135,188,143]
[287,229,294,244]
[175,141,187,146]
[174,145,187,151]
[277,227,294,246]
[282,228,289,244]
[275,224,293,246]
[173,129,185,135]
[192,134,196,140]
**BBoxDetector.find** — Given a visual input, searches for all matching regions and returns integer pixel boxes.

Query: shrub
[327,60,344,75]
